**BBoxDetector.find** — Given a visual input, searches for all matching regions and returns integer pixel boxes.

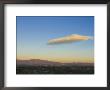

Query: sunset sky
[17,16,94,63]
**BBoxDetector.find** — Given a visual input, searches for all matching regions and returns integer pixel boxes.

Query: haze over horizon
[17,16,94,63]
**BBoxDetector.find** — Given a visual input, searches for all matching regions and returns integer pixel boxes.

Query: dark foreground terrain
[16,59,94,74]
[16,65,94,74]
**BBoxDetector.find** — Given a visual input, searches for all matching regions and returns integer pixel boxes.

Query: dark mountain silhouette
[16,59,94,66]
[17,59,62,66]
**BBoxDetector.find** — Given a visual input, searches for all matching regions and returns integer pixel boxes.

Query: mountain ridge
[16,59,94,66]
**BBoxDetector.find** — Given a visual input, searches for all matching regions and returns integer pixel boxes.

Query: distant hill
[16,59,94,67]
[17,59,62,66]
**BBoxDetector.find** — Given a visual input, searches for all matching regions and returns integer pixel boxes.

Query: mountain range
[16,59,94,66]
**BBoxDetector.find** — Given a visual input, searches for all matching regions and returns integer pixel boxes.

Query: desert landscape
[16,16,94,74]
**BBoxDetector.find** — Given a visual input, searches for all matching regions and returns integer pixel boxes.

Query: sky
[17,16,94,63]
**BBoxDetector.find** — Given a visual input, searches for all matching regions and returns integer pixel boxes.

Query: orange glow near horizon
[17,55,94,63]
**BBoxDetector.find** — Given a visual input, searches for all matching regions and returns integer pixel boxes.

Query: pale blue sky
[17,16,94,63]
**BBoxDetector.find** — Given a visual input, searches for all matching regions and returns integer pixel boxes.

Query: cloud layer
[48,34,93,44]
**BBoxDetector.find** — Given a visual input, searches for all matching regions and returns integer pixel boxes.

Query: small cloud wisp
[48,34,93,45]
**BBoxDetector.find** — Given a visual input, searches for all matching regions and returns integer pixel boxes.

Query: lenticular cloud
[48,34,93,44]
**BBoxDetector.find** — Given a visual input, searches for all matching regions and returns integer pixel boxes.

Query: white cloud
[48,34,93,44]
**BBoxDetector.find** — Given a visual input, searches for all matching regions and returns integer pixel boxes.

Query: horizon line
[16,58,94,64]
